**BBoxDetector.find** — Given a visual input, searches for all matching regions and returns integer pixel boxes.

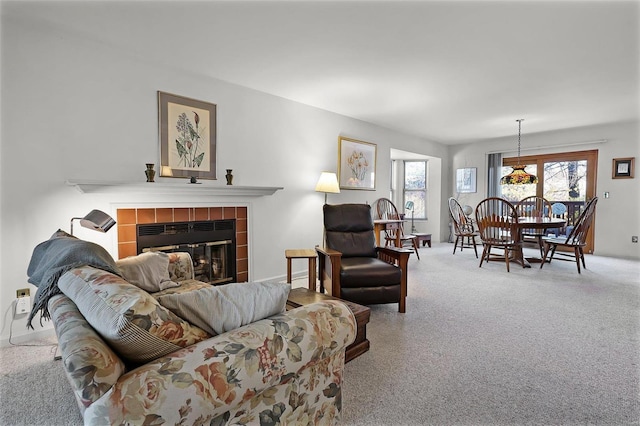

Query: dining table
[513,217,566,267]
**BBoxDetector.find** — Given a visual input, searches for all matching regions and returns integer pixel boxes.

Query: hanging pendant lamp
[500,119,538,185]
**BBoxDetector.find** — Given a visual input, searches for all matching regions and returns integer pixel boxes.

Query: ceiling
[3,0,639,144]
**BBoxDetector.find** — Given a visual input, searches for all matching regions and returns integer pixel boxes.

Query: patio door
[501,150,598,253]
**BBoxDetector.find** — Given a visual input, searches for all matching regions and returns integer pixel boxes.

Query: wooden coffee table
[286,287,370,362]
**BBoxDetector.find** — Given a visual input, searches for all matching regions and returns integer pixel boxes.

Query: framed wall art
[612,157,634,179]
[456,167,477,193]
[338,136,377,190]
[158,91,217,180]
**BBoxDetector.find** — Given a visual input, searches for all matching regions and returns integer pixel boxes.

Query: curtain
[487,153,502,197]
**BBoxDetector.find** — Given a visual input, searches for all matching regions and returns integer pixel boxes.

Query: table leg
[286,258,293,283]
[308,257,316,291]
[374,223,382,246]
[511,245,531,268]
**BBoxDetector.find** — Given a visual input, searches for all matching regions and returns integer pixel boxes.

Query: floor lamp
[405,201,416,233]
[315,172,340,204]
[70,209,116,235]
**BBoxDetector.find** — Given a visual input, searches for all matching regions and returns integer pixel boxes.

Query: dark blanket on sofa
[26,230,119,328]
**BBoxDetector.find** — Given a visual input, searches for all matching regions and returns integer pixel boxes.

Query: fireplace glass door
[137,220,237,284]
[159,241,231,284]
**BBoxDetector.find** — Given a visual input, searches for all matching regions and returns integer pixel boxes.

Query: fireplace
[116,206,248,282]
[137,220,236,284]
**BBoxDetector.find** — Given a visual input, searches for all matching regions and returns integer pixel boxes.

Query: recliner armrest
[376,246,412,266]
[377,246,413,256]
[315,245,342,259]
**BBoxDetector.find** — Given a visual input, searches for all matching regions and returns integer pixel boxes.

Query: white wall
[0,17,448,343]
[449,121,640,259]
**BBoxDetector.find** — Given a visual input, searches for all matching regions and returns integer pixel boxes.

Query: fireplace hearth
[137,219,236,284]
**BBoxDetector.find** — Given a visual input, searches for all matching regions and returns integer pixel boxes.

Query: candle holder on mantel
[145,163,155,182]
[225,169,233,185]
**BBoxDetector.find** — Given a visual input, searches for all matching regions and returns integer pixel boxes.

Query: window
[500,149,598,253]
[403,160,427,219]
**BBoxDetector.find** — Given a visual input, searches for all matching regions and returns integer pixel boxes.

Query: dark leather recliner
[316,204,411,313]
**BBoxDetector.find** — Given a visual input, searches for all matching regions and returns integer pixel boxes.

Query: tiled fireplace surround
[116,206,249,282]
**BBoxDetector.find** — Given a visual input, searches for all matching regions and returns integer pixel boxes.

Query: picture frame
[456,167,477,193]
[612,157,634,179]
[338,136,377,190]
[158,91,217,180]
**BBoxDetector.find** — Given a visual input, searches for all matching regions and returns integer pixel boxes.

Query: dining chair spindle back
[373,198,420,259]
[515,196,553,257]
[475,197,521,272]
[540,197,598,274]
[448,197,479,258]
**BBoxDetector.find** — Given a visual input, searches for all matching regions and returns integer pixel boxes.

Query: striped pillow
[156,281,291,336]
[58,266,211,364]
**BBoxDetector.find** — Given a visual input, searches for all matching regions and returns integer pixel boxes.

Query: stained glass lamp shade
[500,119,538,185]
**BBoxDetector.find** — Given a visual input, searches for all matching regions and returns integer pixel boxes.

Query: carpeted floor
[341,243,640,425]
[1,243,639,425]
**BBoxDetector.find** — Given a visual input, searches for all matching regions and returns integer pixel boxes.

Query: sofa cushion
[116,251,179,292]
[156,281,290,335]
[167,252,195,282]
[151,279,210,298]
[58,265,211,364]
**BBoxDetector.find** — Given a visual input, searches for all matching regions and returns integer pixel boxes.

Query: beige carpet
[1,243,639,425]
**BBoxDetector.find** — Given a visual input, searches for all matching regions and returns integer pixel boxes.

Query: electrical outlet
[633,236,639,243]
[15,288,31,316]
[15,297,30,315]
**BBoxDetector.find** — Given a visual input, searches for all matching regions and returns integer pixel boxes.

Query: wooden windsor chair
[540,197,598,274]
[448,197,478,258]
[515,196,553,257]
[475,197,521,272]
[372,198,420,259]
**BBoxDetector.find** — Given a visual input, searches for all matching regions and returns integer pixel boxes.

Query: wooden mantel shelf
[66,180,283,197]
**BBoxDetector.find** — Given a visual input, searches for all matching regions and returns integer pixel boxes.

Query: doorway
[501,150,598,253]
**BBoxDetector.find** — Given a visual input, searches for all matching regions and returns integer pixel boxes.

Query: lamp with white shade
[315,172,340,204]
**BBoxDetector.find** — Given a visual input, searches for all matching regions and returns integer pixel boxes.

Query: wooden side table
[286,287,370,363]
[412,233,432,247]
[285,249,317,291]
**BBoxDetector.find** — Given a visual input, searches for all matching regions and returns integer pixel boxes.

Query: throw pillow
[156,281,291,335]
[58,265,211,364]
[116,251,179,292]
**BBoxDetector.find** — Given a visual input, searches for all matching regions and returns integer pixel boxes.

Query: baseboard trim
[0,328,56,348]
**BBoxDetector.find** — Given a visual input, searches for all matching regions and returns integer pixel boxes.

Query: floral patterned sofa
[49,252,356,425]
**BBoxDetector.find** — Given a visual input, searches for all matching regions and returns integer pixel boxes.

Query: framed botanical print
[158,91,217,180]
[612,157,634,179]
[338,136,377,190]
[456,167,477,193]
